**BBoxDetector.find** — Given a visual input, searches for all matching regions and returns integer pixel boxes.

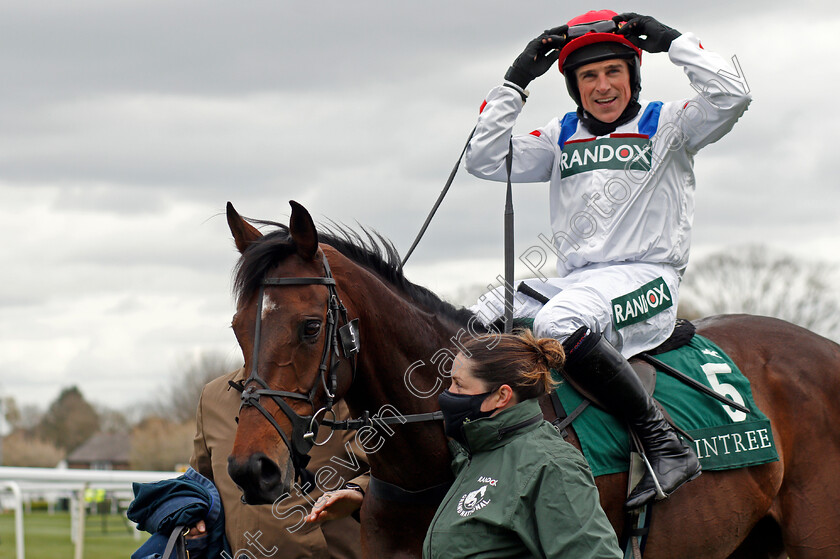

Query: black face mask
[438,389,495,445]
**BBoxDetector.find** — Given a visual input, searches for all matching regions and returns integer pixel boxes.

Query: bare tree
[1,429,65,467]
[2,397,20,429]
[157,350,241,423]
[680,245,840,341]
[2,397,44,431]
[95,404,131,434]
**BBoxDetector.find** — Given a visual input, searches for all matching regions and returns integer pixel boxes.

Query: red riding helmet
[557,10,642,107]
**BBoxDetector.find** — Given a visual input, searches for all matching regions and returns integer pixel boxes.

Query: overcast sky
[2,0,838,412]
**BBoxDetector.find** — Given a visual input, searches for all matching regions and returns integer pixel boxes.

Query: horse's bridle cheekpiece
[230,251,360,494]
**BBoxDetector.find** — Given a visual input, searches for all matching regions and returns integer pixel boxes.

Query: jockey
[466,10,751,508]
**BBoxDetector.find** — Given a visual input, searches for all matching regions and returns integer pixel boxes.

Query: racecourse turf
[0,510,149,559]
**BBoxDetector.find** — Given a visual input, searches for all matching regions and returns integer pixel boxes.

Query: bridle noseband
[231,251,360,493]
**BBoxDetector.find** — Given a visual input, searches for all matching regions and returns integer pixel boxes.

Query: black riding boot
[562,326,701,509]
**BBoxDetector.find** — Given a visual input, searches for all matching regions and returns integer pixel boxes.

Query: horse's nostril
[228,452,286,503]
[255,455,282,486]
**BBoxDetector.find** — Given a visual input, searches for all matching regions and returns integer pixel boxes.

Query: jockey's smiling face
[575,59,632,123]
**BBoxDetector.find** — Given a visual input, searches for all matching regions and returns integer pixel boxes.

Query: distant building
[66,432,130,470]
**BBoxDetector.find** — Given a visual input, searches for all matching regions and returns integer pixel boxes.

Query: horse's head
[226,201,358,504]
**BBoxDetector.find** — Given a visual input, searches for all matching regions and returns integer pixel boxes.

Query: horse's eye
[303,320,322,339]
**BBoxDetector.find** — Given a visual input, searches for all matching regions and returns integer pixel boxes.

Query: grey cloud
[3,0,838,409]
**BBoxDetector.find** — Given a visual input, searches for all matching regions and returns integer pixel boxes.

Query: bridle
[231,248,446,498]
[227,120,511,498]
[230,251,361,493]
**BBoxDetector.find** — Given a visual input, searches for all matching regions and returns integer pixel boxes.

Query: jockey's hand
[504,25,569,89]
[305,489,363,524]
[613,13,681,53]
[184,520,207,540]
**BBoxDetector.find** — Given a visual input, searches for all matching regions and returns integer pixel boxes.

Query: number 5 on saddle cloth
[550,328,778,478]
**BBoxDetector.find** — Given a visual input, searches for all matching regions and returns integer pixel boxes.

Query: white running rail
[0,466,180,559]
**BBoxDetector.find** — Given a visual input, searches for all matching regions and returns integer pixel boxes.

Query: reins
[402,127,516,334]
[401,126,475,268]
[237,128,518,496]
[322,410,444,431]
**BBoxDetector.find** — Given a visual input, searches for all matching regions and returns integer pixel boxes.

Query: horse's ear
[226,202,263,254]
[289,200,319,260]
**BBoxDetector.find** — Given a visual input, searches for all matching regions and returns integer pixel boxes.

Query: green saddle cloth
[554,334,779,477]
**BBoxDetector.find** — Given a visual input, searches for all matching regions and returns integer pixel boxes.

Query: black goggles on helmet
[566,19,618,40]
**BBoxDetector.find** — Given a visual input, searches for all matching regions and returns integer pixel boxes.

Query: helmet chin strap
[576,100,642,136]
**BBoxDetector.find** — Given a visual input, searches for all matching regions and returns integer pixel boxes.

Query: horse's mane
[232,219,478,327]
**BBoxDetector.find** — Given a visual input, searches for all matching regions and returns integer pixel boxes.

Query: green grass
[0,510,149,559]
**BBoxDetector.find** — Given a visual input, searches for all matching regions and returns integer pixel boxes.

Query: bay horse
[225,200,840,558]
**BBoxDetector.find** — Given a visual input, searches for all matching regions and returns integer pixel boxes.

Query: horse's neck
[334,256,461,490]
[351,284,461,414]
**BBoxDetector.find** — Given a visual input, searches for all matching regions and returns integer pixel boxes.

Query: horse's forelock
[232,224,295,304]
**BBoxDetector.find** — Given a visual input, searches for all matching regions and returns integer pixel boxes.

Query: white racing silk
[466,33,751,354]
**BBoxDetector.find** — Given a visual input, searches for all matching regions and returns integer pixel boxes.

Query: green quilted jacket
[423,399,621,559]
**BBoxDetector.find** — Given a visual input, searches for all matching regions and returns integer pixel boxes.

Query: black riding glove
[613,13,681,53]
[504,25,569,89]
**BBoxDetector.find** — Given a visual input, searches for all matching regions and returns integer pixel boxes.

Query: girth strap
[552,398,590,438]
